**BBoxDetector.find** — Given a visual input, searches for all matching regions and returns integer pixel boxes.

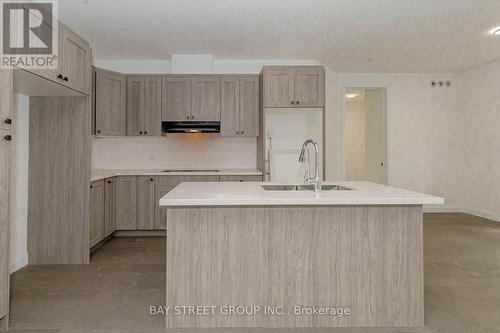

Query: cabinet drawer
[220,175,263,182]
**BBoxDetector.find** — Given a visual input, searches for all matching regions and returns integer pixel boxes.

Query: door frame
[339,84,389,184]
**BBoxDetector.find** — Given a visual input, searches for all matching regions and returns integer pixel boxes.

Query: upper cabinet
[59,25,92,95]
[162,76,191,121]
[162,75,220,122]
[127,76,161,136]
[95,68,126,136]
[25,22,92,95]
[221,75,259,137]
[191,76,220,121]
[262,66,324,108]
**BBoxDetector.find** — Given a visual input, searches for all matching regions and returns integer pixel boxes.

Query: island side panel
[166,205,423,328]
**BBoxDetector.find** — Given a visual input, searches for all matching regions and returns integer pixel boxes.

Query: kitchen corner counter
[90,168,263,182]
[160,181,444,206]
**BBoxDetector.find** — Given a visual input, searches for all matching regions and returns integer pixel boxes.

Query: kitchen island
[160,182,443,329]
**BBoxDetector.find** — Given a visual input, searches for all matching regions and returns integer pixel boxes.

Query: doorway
[344,88,387,184]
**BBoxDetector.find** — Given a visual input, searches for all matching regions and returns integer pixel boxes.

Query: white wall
[93,58,340,172]
[10,94,29,273]
[446,60,500,220]
[337,73,458,199]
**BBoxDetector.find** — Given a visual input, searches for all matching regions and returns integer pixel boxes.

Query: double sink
[261,184,352,191]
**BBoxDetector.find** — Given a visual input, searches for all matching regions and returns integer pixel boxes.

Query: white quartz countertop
[91,168,263,182]
[160,181,444,206]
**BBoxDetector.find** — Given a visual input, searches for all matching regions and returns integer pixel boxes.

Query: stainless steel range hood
[162,121,220,133]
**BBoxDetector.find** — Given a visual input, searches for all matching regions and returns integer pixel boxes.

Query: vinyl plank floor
[7,214,500,332]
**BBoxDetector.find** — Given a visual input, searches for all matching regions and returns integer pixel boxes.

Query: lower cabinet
[137,176,156,230]
[104,178,116,237]
[89,180,105,248]
[220,175,263,182]
[116,176,138,230]
[91,173,263,239]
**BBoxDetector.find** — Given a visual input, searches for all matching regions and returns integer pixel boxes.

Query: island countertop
[160,181,444,206]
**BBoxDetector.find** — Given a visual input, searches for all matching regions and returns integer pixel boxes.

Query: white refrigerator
[264,108,323,182]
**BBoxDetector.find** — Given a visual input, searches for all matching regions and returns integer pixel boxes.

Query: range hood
[162,121,220,133]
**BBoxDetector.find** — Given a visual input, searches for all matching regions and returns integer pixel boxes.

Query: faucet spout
[298,139,321,192]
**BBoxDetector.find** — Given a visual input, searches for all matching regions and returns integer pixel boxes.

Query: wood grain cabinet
[127,76,162,136]
[59,24,92,95]
[220,175,263,182]
[27,22,92,95]
[115,176,138,230]
[262,66,324,108]
[162,76,191,121]
[89,180,105,248]
[0,128,11,321]
[154,175,220,230]
[104,178,116,238]
[162,76,220,121]
[137,177,155,230]
[221,75,259,137]
[95,69,126,136]
[191,76,220,121]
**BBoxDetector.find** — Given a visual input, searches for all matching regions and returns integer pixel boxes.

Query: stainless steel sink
[261,184,352,191]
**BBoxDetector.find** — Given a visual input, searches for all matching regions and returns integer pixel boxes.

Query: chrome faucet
[298,139,321,192]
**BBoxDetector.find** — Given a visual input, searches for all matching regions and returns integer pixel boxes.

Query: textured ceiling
[59,0,500,73]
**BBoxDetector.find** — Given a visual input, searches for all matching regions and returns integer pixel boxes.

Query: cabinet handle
[241,130,244,135]
[186,116,189,119]
[139,131,143,134]
[291,101,295,105]
[96,130,101,134]
[4,135,11,141]
[107,180,111,184]
[4,118,12,125]
[296,101,300,105]
[57,74,63,79]
[191,116,195,120]
[150,178,154,182]
[63,77,68,82]
[236,131,240,135]
[144,131,148,135]
[90,184,93,189]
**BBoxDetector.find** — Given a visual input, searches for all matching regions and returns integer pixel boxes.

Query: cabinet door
[0,129,10,319]
[60,24,92,95]
[191,76,220,121]
[0,70,13,130]
[162,76,191,121]
[154,184,176,230]
[89,181,105,248]
[104,178,116,238]
[144,77,162,136]
[115,176,137,230]
[220,76,240,137]
[293,66,325,107]
[263,67,294,107]
[239,75,260,137]
[220,175,263,182]
[95,69,126,136]
[126,77,145,136]
[137,176,155,230]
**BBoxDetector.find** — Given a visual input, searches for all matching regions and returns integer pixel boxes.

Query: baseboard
[462,208,500,223]
[113,230,166,237]
[423,205,500,224]
[423,204,463,213]
[9,254,28,273]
